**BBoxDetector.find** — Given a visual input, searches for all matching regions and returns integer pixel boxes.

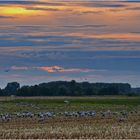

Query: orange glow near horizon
[0,1,139,40]
[0,6,38,15]
[0,2,139,20]
[64,32,140,41]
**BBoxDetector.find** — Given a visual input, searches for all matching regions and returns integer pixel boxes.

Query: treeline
[0,80,139,96]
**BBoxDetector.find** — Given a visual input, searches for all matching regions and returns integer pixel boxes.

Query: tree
[0,88,4,96]
[4,82,20,95]
[1,81,134,96]
[57,85,70,96]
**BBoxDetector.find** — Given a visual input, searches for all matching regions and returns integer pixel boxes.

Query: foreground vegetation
[0,116,139,139]
[0,96,140,139]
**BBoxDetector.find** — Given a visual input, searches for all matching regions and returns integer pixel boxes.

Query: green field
[0,96,140,139]
[0,96,139,112]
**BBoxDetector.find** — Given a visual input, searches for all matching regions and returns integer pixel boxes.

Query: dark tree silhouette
[4,82,20,95]
[0,80,138,96]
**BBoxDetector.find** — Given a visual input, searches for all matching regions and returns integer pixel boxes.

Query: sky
[0,0,140,88]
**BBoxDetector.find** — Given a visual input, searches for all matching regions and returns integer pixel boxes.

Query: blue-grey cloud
[0,16,15,18]
[74,2,127,8]
[126,7,140,10]
[62,25,107,28]
[0,1,64,6]
[25,7,61,11]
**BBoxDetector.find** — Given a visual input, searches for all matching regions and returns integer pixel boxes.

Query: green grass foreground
[0,96,140,112]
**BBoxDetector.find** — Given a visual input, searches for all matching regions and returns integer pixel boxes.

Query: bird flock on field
[0,102,139,123]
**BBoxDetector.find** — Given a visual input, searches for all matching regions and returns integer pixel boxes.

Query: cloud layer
[0,0,140,87]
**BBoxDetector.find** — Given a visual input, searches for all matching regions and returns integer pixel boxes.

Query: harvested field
[0,96,139,139]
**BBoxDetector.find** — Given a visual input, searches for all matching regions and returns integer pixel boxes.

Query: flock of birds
[0,110,95,122]
[0,101,138,123]
[0,109,138,123]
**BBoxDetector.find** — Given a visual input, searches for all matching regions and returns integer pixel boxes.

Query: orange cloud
[39,66,95,73]
[39,66,63,73]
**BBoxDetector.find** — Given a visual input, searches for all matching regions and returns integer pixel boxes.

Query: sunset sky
[0,0,140,87]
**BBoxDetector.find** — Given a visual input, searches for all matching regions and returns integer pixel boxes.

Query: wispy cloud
[0,15,15,18]
[62,25,107,28]
[0,1,63,6]
[8,65,97,73]
[39,66,96,73]
[126,7,140,10]
[11,66,28,71]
